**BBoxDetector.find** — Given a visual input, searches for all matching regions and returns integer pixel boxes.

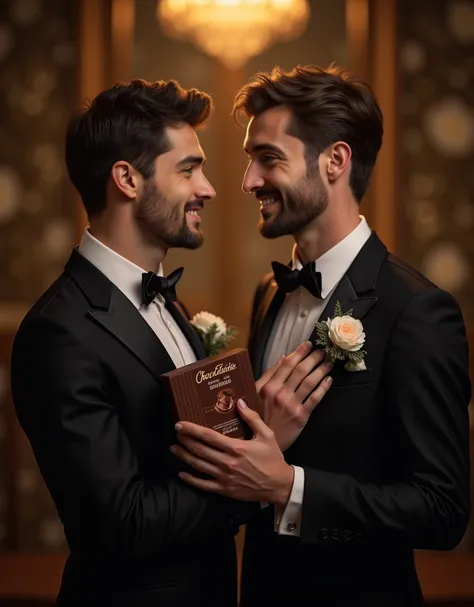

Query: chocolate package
[161,348,260,439]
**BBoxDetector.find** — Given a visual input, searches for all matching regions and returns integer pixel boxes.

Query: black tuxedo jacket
[241,233,471,606]
[10,250,250,607]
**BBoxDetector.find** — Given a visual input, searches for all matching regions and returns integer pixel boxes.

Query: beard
[135,180,203,250]
[258,165,329,239]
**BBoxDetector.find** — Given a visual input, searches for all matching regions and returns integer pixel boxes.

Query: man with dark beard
[10,79,333,607]
[170,65,471,606]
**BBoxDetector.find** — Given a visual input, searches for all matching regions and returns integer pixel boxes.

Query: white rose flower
[326,315,365,352]
[191,311,227,337]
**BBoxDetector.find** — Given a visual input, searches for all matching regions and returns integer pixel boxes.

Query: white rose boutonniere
[190,311,238,357]
[314,301,367,371]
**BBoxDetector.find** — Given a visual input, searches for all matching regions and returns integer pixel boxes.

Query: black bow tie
[272,260,322,299]
[141,267,184,306]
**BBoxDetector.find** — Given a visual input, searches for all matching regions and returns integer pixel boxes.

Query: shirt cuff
[274,465,304,536]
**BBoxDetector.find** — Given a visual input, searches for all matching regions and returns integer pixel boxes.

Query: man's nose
[196,176,216,200]
[242,165,265,194]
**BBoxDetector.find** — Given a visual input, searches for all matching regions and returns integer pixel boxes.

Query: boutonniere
[314,301,367,371]
[190,311,238,357]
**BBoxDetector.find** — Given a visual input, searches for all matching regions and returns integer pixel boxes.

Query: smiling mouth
[257,191,282,215]
[259,196,281,209]
[256,189,282,208]
[185,201,204,217]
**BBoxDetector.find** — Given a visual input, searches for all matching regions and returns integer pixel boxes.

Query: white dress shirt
[265,217,372,537]
[78,229,197,369]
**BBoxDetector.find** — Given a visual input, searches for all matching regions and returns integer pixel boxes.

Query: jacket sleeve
[300,288,471,550]
[11,315,253,561]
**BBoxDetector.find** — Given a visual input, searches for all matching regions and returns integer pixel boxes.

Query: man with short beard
[171,65,471,606]
[10,79,333,607]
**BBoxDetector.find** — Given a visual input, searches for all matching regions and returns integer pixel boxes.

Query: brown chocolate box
[160,348,260,439]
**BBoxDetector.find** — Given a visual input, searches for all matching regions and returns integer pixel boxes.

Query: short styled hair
[65,79,212,216]
[233,64,383,202]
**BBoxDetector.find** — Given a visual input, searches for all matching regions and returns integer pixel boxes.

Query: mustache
[255,188,282,199]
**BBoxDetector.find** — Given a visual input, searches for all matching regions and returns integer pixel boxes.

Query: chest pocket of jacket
[329,367,373,388]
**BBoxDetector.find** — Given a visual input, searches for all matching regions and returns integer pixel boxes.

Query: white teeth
[187,210,199,216]
[259,197,279,207]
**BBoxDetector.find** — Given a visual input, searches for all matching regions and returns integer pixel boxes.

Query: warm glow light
[157,0,310,69]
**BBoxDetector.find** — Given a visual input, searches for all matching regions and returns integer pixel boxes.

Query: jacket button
[319,528,328,540]
[331,528,339,540]
[286,521,297,532]
[343,529,352,541]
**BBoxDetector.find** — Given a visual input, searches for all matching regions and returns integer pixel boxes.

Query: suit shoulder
[30,273,71,313]
[380,253,463,315]
[383,253,438,294]
[15,271,85,341]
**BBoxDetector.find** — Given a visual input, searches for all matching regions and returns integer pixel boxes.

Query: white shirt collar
[291,215,372,298]
[77,229,164,309]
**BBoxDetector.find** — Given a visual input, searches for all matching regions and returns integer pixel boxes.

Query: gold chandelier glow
[157,0,310,69]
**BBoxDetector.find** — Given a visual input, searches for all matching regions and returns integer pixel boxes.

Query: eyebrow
[176,155,206,168]
[244,143,286,156]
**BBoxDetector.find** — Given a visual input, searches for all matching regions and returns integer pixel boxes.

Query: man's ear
[325,141,352,183]
[110,161,140,199]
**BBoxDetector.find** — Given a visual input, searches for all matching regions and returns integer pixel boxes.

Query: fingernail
[326,361,334,369]
[278,354,286,363]
[169,445,176,454]
[326,376,333,385]
[238,399,247,409]
[175,423,182,431]
[304,340,312,349]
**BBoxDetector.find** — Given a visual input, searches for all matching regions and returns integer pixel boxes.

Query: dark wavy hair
[65,79,213,217]
[233,64,383,202]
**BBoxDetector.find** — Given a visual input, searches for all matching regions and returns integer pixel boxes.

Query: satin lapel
[309,274,377,346]
[250,278,285,378]
[88,287,176,382]
[164,295,206,360]
[65,249,176,381]
[308,232,386,345]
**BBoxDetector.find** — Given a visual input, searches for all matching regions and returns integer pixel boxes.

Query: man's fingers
[171,444,222,477]
[261,341,313,393]
[174,435,230,466]
[283,348,327,394]
[302,375,333,414]
[255,354,285,393]
[175,421,236,453]
[178,471,223,494]
[238,400,274,440]
[294,358,333,403]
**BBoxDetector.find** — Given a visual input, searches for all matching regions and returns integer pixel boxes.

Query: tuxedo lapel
[309,232,386,344]
[250,277,285,378]
[65,249,176,383]
[310,275,376,342]
[164,295,206,360]
[89,290,176,381]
